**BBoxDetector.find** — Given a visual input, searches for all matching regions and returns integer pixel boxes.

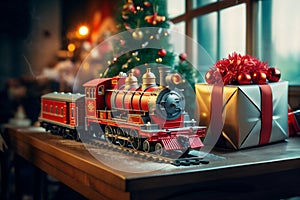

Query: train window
[61,107,64,116]
[85,88,90,98]
[71,108,74,118]
[112,80,117,84]
[55,106,58,115]
[50,105,53,113]
[98,85,104,95]
[91,88,94,98]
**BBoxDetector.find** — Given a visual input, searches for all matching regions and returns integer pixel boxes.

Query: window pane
[257,0,300,85]
[170,21,186,52]
[194,12,218,62]
[193,0,218,8]
[167,0,185,18]
[193,3,246,64]
[219,4,246,58]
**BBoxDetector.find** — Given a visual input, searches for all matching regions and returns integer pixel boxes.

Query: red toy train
[39,67,206,155]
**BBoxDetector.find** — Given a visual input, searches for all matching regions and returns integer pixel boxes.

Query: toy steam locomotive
[39,67,206,155]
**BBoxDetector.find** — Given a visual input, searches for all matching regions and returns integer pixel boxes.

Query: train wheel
[143,140,154,153]
[117,128,127,147]
[62,129,68,139]
[57,127,62,136]
[129,129,141,150]
[155,143,164,156]
[105,126,115,143]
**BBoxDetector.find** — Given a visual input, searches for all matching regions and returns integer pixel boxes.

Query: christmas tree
[101,0,176,78]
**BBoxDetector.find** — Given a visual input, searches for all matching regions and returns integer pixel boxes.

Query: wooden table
[1,126,300,200]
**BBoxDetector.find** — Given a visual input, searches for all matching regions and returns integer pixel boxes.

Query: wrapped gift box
[196,81,289,149]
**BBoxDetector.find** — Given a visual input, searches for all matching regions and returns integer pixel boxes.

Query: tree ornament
[149,35,154,40]
[141,41,149,48]
[132,51,138,56]
[267,67,281,82]
[124,23,131,30]
[179,53,187,61]
[131,68,140,77]
[120,39,125,46]
[237,72,252,85]
[136,6,141,11]
[156,57,163,63]
[144,1,151,7]
[145,12,166,25]
[132,19,143,40]
[157,49,167,57]
[122,0,136,19]
[132,30,143,40]
[145,4,165,25]
[252,71,267,84]
[122,63,128,69]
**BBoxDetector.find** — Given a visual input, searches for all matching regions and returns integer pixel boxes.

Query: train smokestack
[158,66,171,87]
[158,66,181,88]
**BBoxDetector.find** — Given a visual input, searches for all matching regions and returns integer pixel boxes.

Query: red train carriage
[39,92,85,140]
[84,67,206,155]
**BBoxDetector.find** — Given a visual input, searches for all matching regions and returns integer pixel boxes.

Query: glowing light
[67,43,76,52]
[83,62,90,70]
[78,25,89,36]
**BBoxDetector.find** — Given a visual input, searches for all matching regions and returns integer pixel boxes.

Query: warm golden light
[67,43,76,52]
[78,25,89,36]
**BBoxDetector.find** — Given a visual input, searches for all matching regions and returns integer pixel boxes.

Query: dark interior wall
[0,0,31,39]
[0,0,31,89]
[0,0,61,89]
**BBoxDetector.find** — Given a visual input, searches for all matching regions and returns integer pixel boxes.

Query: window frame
[170,0,257,56]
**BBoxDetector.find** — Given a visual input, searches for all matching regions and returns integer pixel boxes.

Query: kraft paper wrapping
[195,81,289,149]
